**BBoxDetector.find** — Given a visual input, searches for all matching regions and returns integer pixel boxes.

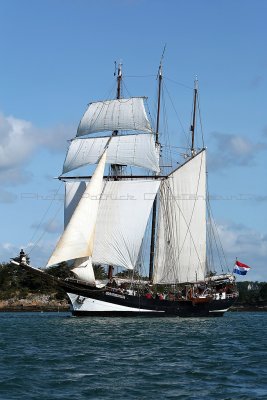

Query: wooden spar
[155,66,162,145]
[149,61,163,281]
[59,175,166,181]
[190,78,198,154]
[116,62,122,100]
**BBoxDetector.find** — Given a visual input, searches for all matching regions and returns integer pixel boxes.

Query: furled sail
[65,179,160,270]
[46,151,107,267]
[77,97,152,136]
[153,150,207,284]
[62,134,160,174]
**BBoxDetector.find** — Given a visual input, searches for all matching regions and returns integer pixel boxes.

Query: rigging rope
[155,152,206,283]
[26,181,64,257]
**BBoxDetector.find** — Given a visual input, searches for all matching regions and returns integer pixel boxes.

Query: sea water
[0,312,266,400]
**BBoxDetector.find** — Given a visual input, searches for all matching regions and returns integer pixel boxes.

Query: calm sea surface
[0,312,266,400]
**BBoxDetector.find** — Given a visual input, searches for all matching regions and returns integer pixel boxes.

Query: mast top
[157,44,166,79]
[114,61,122,75]
[194,76,198,90]
[115,61,122,100]
[117,62,122,77]
[155,46,165,144]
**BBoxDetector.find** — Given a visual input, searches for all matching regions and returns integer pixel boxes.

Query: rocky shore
[0,294,69,312]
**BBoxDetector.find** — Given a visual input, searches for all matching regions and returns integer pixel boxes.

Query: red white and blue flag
[233,260,251,275]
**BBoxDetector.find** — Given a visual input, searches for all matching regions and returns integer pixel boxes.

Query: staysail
[62,133,160,174]
[65,179,160,270]
[153,150,207,284]
[77,97,152,136]
[46,150,107,268]
[71,257,95,285]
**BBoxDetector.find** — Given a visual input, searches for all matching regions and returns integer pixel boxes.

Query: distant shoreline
[0,304,69,312]
[230,306,267,312]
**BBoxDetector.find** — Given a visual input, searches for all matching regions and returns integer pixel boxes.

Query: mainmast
[149,60,163,281]
[108,62,123,280]
[190,78,198,155]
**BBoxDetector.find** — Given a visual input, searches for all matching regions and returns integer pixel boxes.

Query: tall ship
[13,60,238,317]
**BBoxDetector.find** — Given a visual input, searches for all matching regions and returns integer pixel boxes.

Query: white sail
[62,134,160,174]
[153,150,207,284]
[64,181,86,228]
[77,97,152,136]
[46,151,107,267]
[71,257,96,286]
[93,180,160,269]
[65,179,160,270]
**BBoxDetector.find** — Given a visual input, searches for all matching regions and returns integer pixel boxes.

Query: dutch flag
[233,260,251,275]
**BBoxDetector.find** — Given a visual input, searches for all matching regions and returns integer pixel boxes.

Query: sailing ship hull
[65,287,237,318]
[11,260,238,318]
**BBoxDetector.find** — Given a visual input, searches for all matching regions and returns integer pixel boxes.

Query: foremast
[57,62,160,284]
[108,62,123,280]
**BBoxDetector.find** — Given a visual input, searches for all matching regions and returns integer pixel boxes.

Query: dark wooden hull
[63,281,236,318]
[15,263,237,318]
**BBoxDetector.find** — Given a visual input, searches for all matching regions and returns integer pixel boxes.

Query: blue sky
[0,0,266,281]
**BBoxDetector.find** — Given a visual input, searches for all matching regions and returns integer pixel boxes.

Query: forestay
[77,97,152,136]
[65,179,160,270]
[153,150,207,284]
[62,134,160,174]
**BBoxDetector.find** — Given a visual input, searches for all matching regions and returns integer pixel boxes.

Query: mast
[149,61,163,281]
[108,62,123,280]
[111,62,123,176]
[116,61,122,100]
[190,78,198,155]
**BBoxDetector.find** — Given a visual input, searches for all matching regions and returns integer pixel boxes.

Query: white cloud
[0,112,74,186]
[208,132,267,171]
[26,241,56,268]
[39,124,73,152]
[0,242,22,264]
[0,114,35,170]
[0,168,32,187]
[0,240,55,268]
[31,219,62,234]
[216,221,267,282]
